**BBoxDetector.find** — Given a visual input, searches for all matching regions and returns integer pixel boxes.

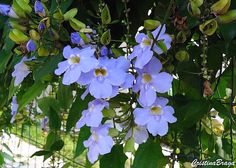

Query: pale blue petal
[154,97,169,107]
[77,71,94,85]
[97,136,113,154]
[107,69,126,86]
[133,126,149,144]
[87,146,99,164]
[136,33,146,43]
[143,57,162,74]
[54,60,70,75]
[63,45,73,59]
[80,56,99,73]
[152,72,173,93]
[121,74,134,89]
[133,108,150,126]
[62,66,81,85]
[162,106,177,123]
[138,86,156,107]
[89,79,112,99]
[135,49,153,69]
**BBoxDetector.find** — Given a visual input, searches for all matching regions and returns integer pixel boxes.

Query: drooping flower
[76,99,108,128]
[128,25,172,69]
[10,96,18,123]
[125,126,149,144]
[0,4,10,16]
[133,57,173,107]
[38,22,46,32]
[77,56,130,99]
[34,0,45,17]
[26,39,36,52]
[12,57,33,86]
[55,45,99,85]
[84,124,114,163]
[0,4,18,18]
[133,97,177,136]
[41,117,49,131]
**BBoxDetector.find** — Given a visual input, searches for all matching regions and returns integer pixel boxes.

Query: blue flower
[128,25,172,69]
[12,57,33,86]
[71,32,82,45]
[0,4,10,16]
[34,0,45,17]
[100,46,108,57]
[125,126,149,144]
[38,22,46,31]
[133,97,177,136]
[84,124,113,163]
[55,45,99,85]
[133,57,173,107]
[10,96,18,123]
[26,39,36,52]
[0,4,18,18]
[77,56,130,99]
[76,99,108,128]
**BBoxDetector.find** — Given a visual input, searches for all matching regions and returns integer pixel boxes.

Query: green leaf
[69,18,86,31]
[33,55,63,81]
[100,30,111,45]
[174,99,210,129]
[64,8,78,21]
[66,90,93,132]
[132,140,169,168]
[38,97,61,130]
[50,0,73,13]
[210,99,231,118]
[101,5,111,24]
[18,81,47,111]
[0,50,12,73]
[75,126,90,158]
[100,145,127,168]
[50,139,64,151]
[31,150,52,157]
[124,137,135,153]
[57,81,73,109]
[0,152,4,165]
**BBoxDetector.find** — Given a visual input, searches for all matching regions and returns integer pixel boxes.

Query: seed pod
[175,50,189,62]
[199,19,218,36]
[211,0,231,15]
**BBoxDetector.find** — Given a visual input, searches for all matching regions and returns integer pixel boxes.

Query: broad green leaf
[132,139,169,168]
[50,139,64,151]
[0,152,4,165]
[101,5,111,25]
[18,81,47,111]
[75,126,90,158]
[31,150,52,157]
[100,145,127,168]
[0,50,12,73]
[57,81,73,110]
[66,90,93,132]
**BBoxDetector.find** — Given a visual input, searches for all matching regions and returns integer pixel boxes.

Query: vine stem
[150,0,174,50]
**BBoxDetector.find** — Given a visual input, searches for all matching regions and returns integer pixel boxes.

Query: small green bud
[69,18,86,31]
[9,29,29,44]
[175,50,190,62]
[9,20,27,31]
[101,5,111,25]
[188,3,201,17]
[190,0,203,7]
[217,10,236,24]
[15,0,32,14]
[176,31,187,43]
[12,0,26,17]
[124,137,135,153]
[102,108,116,118]
[175,148,181,154]
[64,8,78,21]
[53,11,64,20]
[38,47,49,56]
[100,30,111,45]
[144,19,161,30]
[29,30,40,41]
[109,128,119,137]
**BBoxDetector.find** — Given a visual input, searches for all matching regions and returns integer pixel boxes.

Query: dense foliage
[0,0,235,167]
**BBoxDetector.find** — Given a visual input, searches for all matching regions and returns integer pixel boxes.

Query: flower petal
[152,72,173,93]
[133,108,150,126]
[55,60,70,75]
[62,66,81,85]
[89,79,112,99]
[135,49,153,69]
[138,86,156,107]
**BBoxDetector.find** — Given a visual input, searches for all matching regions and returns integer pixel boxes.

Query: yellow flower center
[95,68,107,77]
[142,38,152,46]
[69,56,80,64]
[142,73,152,83]
[151,106,162,115]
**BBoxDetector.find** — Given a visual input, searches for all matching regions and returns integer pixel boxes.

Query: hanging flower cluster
[1,0,177,164]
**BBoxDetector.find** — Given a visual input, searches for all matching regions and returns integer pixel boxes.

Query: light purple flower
[55,45,99,85]
[128,25,172,69]
[134,97,177,136]
[100,46,108,57]
[0,4,18,18]
[125,126,149,144]
[0,4,10,15]
[84,124,114,163]
[12,57,33,86]
[77,56,130,99]
[133,57,173,107]
[76,99,108,128]
[26,39,36,52]
[41,117,49,131]
[34,0,45,17]
[10,96,18,123]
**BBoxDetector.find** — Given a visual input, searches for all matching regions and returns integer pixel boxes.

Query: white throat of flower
[151,106,162,115]
[68,55,80,64]
[94,68,107,77]
[141,37,152,48]
[142,73,152,83]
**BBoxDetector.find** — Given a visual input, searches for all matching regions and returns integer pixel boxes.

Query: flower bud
[69,18,86,31]
[211,0,231,15]
[217,10,236,24]
[38,47,49,56]
[175,50,189,62]
[26,39,37,52]
[29,29,40,41]
[64,8,78,21]
[124,137,135,153]
[101,5,111,25]
[34,0,45,17]
[9,29,29,44]
[100,30,111,45]
[144,19,161,30]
